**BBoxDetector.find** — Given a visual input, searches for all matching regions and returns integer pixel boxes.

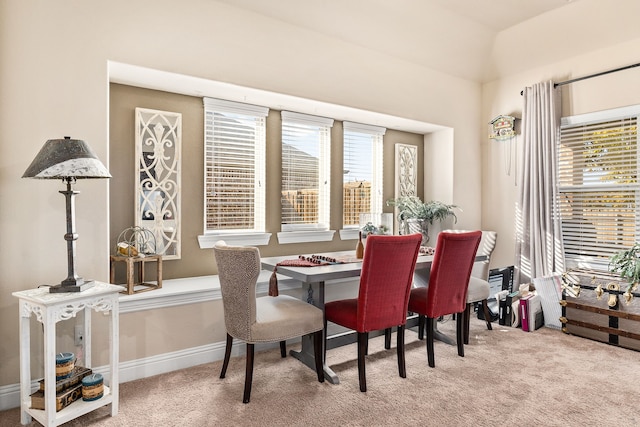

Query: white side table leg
[18,304,31,425]
[110,299,119,415]
[83,306,92,368]
[43,311,57,427]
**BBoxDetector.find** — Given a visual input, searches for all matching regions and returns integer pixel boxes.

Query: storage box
[39,366,92,394]
[30,383,83,412]
[110,254,162,294]
[560,269,640,351]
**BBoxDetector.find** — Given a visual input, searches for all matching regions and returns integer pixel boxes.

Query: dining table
[261,249,486,384]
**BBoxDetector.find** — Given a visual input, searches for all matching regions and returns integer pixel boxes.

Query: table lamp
[22,136,111,293]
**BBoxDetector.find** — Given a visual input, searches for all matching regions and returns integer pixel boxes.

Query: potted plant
[361,222,378,236]
[386,196,458,243]
[359,212,393,238]
[609,243,640,298]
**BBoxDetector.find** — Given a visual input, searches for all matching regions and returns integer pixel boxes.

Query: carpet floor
[2,316,639,426]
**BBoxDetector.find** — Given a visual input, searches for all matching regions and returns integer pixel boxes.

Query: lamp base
[49,280,95,293]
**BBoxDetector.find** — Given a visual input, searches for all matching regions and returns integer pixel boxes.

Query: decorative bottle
[356,231,364,259]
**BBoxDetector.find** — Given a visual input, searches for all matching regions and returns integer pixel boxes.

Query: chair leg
[426,317,435,368]
[243,343,254,403]
[384,328,392,350]
[357,332,368,392]
[397,324,406,378]
[481,299,493,331]
[313,330,325,383]
[279,340,287,358]
[418,315,425,340]
[456,313,465,358]
[464,303,471,345]
[220,333,233,379]
[364,333,369,355]
[323,315,328,362]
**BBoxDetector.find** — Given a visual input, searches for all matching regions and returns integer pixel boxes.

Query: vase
[355,231,364,259]
[404,218,429,245]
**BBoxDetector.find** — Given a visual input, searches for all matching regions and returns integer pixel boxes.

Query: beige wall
[1,0,481,388]
[109,83,425,280]
[109,84,209,279]
[108,83,425,367]
[482,34,640,269]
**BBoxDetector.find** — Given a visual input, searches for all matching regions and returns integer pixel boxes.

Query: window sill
[118,271,358,313]
[339,228,360,240]
[119,270,297,313]
[276,230,335,244]
[197,232,272,248]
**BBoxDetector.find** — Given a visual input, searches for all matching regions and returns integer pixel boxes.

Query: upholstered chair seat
[250,295,323,342]
[466,277,490,303]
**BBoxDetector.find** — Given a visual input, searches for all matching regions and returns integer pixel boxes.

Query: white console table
[13,282,123,427]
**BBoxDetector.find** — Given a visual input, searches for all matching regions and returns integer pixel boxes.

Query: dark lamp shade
[22,137,111,179]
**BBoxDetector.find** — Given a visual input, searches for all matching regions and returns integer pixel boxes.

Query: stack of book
[30,366,93,411]
[497,285,544,331]
[519,293,543,332]
[498,290,521,327]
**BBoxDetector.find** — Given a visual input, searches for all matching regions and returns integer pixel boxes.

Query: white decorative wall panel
[135,108,181,259]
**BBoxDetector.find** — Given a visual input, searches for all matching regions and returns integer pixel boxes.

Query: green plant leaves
[386,196,458,224]
[609,242,640,285]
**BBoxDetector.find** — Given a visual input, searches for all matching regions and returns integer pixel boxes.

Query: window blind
[343,122,385,227]
[558,107,639,269]
[281,111,333,231]
[203,98,268,233]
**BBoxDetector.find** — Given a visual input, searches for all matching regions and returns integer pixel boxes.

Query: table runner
[269,255,345,296]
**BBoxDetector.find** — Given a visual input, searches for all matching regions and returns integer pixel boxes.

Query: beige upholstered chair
[213,241,325,403]
[464,231,497,344]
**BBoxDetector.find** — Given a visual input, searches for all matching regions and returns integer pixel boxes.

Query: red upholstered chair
[324,233,422,392]
[408,230,481,368]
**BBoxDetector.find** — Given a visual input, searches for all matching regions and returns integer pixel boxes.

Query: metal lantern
[115,226,157,257]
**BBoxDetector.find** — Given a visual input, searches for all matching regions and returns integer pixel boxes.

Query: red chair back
[425,231,481,318]
[356,233,422,332]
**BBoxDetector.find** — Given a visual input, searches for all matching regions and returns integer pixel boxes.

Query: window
[280,111,333,233]
[200,98,270,247]
[342,122,385,228]
[558,105,640,270]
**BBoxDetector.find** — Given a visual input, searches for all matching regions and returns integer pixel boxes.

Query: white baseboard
[0,383,21,413]
[0,338,286,412]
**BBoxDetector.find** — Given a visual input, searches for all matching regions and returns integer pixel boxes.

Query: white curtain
[514,81,565,285]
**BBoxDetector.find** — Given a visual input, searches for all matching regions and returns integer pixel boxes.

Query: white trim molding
[0,338,287,412]
[276,230,336,244]
[119,270,298,313]
[197,232,272,249]
[339,228,360,240]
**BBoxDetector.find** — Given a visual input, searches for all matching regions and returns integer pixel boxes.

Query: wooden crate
[560,269,640,351]
[110,254,162,295]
